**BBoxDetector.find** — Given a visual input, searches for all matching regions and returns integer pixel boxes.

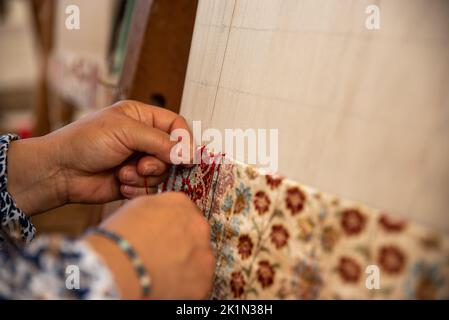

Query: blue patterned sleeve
[0,134,119,299]
[0,134,35,244]
[0,235,119,299]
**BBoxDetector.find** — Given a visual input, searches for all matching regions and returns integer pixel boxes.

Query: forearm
[85,233,142,299]
[7,136,68,216]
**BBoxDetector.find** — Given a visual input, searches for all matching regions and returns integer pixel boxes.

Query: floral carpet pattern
[161,149,449,300]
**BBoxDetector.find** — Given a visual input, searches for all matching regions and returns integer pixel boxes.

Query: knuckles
[194,216,211,239]
[204,250,216,274]
[111,99,140,111]
[198,252,215,298]
[163,191,192,204]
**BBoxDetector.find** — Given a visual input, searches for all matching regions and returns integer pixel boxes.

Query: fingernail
[122,185,135,195]
[143,165,156,176]
[123,170,132,182]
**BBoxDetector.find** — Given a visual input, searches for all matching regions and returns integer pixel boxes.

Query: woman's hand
[85,192,215,300]
[6,100,192,216]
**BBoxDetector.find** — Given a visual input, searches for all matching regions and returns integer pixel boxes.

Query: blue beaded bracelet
[90,228,151,298]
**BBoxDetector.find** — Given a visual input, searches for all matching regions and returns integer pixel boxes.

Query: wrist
[84,233,142,299]
[6,136,68,216]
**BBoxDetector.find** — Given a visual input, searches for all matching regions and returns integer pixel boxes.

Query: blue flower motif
[230,215,241,236]
[173,176,183,190]
[221,245,235,273]
[319,207,327,220]
[211,222,223,242]
[405,261,446,299]
[234,182,252,216]
[221,195,233,212]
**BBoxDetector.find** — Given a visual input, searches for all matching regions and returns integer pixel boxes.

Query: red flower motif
[230,272,246,298]
[191,184,204,202]
[338,257,362,283]
[253,191,271,215]
[270,224,289,249]
[257,260,275,288]
[237,235,254,259]
[285,187,306,215]
[266,175,283,189]
[379,214,407,232]
[340,209,366,236]
[378,245,406,275]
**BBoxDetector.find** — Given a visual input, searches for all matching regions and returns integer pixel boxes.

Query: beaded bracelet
[90,228,151,298]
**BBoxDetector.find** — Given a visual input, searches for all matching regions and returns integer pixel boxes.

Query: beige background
[180,0,449,232]
[53,0,118,61]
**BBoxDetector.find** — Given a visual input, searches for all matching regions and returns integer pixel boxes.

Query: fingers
[114,100,191,135]
[136,155,168,176]
[121,185,158,199]
[122,118,193,165]
[101,191,214,300]
[166,192,211,247]
[122,120,174,163]
[187,247,215,299]
[114,101,196,165]
[119,169,167,188]
[190,213,212,247]
[118,157,168,186]
[118,155,169,199]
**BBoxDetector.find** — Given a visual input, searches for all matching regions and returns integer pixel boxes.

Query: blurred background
[0,0,37,137]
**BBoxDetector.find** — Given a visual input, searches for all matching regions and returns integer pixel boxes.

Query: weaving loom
[161,148,449,300]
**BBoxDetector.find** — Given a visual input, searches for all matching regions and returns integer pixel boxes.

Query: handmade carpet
[161,148,449,300]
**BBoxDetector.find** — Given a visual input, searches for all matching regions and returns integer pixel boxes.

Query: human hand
[7,100,193,216]
[85,192,215,300]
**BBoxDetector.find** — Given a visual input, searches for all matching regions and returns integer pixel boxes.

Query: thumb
[123,118,189,164]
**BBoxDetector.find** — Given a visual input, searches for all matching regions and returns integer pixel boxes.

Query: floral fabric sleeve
[0,134,119,299]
